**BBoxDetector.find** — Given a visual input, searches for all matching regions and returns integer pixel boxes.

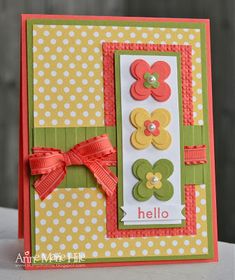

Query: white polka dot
[202,247,208,253]
[59,210,65,217]
[117,250,123,256]
[66,218,72,225]
[66,202,71,208]
[83,111,89,117]
[92,234,98,240]
[50,54,57,61]
[60,244,66,250]
[63,55,69,61]
[38,38,44,44]
[77,119,83,125]
[177,34,183,39]
[66,235,72,242]
[40,236,47,242]
[57,63,63,69]
[45,228,52,235]
[85,226,91,232]
[64,103,70,109]
[38,70,45,77]
[53,218,59,225]
[82,79,88,85]
[196,239,202,245]
[72,227,78,233]
[154,249,160,255]
[167,249,172,255]
[179,248,184,254]
[88,71,94,77]
[200,199,206,205]
[94,47,100,53]
[105,251,111,257]
[190,248,196,254]
[89,119,95,125]
[72,243,79,250]
[97,209,103,215]
[81,31,87,37]
[44,78,50,85]
[88,39,94,45]
[40,202,46,209]
[46,211,52,217]
[51,87,57,93]
[59,227,66,233]
[79,218,85,225]
[53,202,59,208]
[50,38,57,45]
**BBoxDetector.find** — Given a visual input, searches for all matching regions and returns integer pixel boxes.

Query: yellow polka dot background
[32,24,204,127]
[34,185,209,262]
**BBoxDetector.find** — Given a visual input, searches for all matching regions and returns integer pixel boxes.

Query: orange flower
[130,59,171,102]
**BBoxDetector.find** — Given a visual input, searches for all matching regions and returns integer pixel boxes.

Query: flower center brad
[148,122,156,132]
[144,120,160,136]
[143,72,159,89]
[148,74,157,84]
[150,175,160,185]
[146,172,162,189]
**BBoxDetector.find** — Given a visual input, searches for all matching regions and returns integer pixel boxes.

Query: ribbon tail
[87,161,118,197]
[34,166,66,200]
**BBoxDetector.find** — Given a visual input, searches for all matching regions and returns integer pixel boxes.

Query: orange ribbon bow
[29,134,117,200]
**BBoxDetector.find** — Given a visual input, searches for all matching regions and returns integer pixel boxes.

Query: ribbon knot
[29,134,117,200]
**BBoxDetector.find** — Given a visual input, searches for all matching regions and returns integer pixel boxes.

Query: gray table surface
[0,207,234,280]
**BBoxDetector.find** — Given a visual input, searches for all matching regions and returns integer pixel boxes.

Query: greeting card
[19,14,218,269]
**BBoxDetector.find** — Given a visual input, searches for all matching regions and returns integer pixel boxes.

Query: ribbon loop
[29,134,117,200]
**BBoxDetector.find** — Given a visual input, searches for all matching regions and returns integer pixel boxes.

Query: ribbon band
[29,134,117,200]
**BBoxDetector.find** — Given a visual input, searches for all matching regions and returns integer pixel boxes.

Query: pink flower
[130,59,171,102]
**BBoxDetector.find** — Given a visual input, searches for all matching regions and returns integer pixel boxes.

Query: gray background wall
[0,0,234,243]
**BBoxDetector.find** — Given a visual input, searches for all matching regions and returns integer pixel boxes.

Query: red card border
[19,14,218,270]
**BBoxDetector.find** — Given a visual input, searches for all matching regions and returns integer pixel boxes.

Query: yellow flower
[146,172,162,189]
[130,108,171,150]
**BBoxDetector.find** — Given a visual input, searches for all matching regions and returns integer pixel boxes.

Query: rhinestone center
[148,75,157,84]
[148,123,156,132]
[151,176,159,185]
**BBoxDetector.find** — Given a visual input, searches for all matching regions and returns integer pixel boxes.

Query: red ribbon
[29,134,117,200]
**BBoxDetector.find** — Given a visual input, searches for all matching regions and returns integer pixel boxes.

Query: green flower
[132,159,174,202]
[143,72,159,88]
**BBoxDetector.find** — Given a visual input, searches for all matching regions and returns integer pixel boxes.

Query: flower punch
[132,159,174,202]
[130,59,171,101]
[130,108,171,150]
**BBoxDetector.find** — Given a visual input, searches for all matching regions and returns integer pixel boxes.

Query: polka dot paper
[19,15,217,270]
[34,185,208,260]
[32,24,204,127]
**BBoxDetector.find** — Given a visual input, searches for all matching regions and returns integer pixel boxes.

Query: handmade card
[19,14,218,269]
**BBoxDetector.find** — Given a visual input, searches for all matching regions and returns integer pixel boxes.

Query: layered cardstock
[19,14,218,270]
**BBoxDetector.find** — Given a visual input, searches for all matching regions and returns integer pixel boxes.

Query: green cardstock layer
[26,18,214,264]
[114,50,185,229]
